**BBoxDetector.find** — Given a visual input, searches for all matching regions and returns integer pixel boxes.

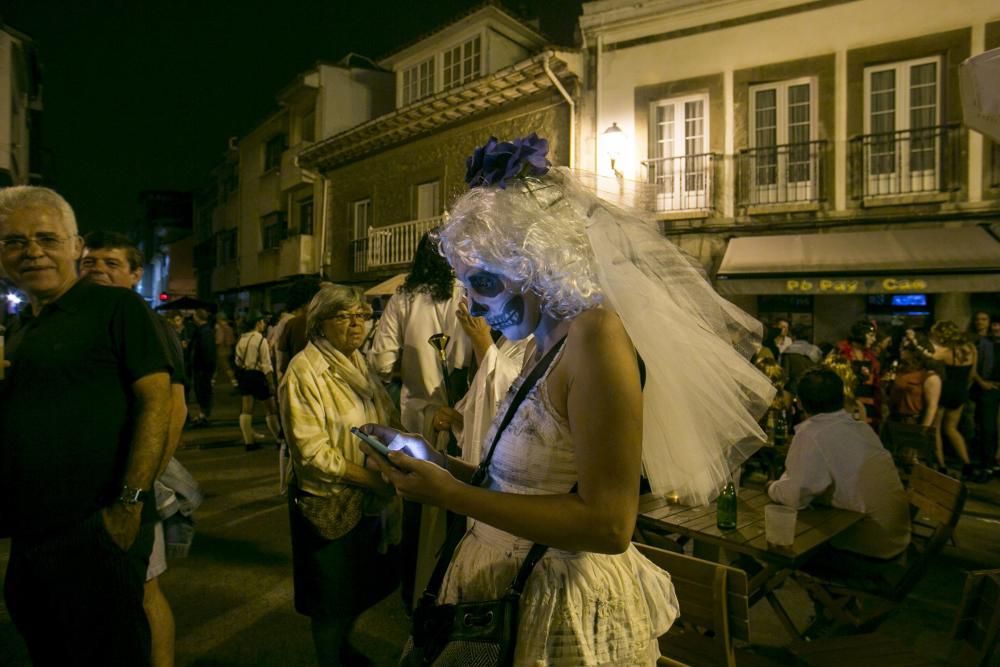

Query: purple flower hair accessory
[465,133,550,189]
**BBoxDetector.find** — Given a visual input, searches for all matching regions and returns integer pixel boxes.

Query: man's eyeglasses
[330,312,372,324]
[0,233,75,253]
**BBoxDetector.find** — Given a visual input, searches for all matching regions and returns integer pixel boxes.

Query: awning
[715,226,1000,295]
[364,273,407,297]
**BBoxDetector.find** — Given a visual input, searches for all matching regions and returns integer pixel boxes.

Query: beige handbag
[291,483,365,540]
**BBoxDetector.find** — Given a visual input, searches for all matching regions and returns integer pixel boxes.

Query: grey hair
[436,168,603,320]
[306,283,370,341]
[0,186,79,236]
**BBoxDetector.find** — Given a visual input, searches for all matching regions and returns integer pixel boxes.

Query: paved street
[0,384,411,667]
[0,379,998,665]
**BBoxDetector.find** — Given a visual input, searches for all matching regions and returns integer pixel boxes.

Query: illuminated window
[748,78,817,201]
[402,57,435,106]
[443,36,481,90]
[863,56,940,194]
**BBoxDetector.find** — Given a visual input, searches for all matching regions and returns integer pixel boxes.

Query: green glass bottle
[716,480,737,530]
[773,408,789,447]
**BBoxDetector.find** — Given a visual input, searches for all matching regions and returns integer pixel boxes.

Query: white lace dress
[439,346,679,666]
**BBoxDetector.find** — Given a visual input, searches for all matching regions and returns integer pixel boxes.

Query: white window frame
[863,56,941,195]
[402,57,435,106]
[749,77,818,203]
[648,93,710,211]
[415,181,440,220]
[351,198,371,241]
[442,34,482,91]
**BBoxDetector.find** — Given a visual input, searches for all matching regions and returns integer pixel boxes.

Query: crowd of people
[0,134,994,667]
[752,313,1000,484]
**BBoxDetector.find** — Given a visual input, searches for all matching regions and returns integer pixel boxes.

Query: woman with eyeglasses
[278,283,400,666]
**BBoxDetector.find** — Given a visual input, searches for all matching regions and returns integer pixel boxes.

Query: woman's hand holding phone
[357,424,457,507]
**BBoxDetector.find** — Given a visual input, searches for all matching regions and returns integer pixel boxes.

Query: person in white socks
[234,313,281,451]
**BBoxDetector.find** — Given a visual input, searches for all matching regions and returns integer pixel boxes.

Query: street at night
[2,0,1000,665]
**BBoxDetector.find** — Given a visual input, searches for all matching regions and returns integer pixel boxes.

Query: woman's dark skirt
[288,494,399,619]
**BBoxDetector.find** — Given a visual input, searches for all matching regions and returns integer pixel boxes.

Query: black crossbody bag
[400,337,567,667]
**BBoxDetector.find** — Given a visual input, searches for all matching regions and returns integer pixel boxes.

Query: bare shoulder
[565,308,634,362]
[570,308,628,342]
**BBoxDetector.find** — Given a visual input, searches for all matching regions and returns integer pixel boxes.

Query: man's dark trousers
[4,513,155,666]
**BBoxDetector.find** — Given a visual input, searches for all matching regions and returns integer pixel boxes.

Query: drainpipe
[543,53,575,169]
[296,158,329,279]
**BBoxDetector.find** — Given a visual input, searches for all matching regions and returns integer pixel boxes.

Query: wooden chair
[951,568,1000,666]
[794,464,967,636]
[634,542,787,667]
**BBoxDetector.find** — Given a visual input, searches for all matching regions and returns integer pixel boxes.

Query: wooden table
[637,486,865,639]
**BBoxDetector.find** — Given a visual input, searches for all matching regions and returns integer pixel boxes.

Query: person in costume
[363,135,773,665]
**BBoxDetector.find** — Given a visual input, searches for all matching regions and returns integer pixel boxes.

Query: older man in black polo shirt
[0,186,171,666]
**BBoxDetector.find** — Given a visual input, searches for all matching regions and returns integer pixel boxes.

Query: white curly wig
[435,167,604,320]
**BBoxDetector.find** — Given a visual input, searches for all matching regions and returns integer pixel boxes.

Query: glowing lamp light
[6,293,21,305]
[603,122,625,172]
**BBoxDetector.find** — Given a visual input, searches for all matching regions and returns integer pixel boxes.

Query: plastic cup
[764,504,797,546]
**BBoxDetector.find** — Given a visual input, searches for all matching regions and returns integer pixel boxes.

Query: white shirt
[455,336,531,466]
[768,409,910,559]
[368,284,471,436]
[234,331,273,375]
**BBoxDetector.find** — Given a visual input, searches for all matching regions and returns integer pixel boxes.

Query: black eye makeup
[467,271,504,298]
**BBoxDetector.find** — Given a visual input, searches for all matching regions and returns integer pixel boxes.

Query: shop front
[715,225,1000,344]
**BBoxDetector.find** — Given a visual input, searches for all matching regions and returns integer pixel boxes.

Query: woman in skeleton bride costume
[364,135,773,665]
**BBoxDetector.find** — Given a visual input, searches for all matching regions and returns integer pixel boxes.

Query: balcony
[849,124,961,200]
[280,144,312,192]
[737,140,826,208]
[351,215,444,273]
[641,153,717,214]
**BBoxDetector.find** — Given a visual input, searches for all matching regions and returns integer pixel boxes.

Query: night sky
[0,0,582,234]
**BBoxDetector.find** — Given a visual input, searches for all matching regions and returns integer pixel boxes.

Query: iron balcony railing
[350,215,444,273]
[737,140,827,207]
[849,124,961,199]
[641,153,717,212]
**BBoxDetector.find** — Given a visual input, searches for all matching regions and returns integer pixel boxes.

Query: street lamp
[603,122,625,177]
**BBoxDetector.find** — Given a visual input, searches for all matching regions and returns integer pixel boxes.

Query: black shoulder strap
[420,336,567,604]
[469,336,567,487]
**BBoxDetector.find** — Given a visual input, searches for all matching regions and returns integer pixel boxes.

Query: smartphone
[350,427,391,458]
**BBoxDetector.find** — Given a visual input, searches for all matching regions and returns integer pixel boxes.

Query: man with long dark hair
[368,231,471,611]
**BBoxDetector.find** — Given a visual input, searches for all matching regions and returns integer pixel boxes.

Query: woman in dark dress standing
[930,320,979,479]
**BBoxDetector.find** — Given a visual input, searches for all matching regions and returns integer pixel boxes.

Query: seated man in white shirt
[768,367,911,561]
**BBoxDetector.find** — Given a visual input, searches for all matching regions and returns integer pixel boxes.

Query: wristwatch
[117,484,145,506]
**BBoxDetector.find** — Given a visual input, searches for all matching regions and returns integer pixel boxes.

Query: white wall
[486,28,531,74]
[319,66,394,138]
[588,0,1000,183]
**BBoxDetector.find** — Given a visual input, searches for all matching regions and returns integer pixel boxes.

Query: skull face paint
[458,264,539,341]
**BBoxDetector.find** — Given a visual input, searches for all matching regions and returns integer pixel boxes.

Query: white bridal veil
[560,169,775,505]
